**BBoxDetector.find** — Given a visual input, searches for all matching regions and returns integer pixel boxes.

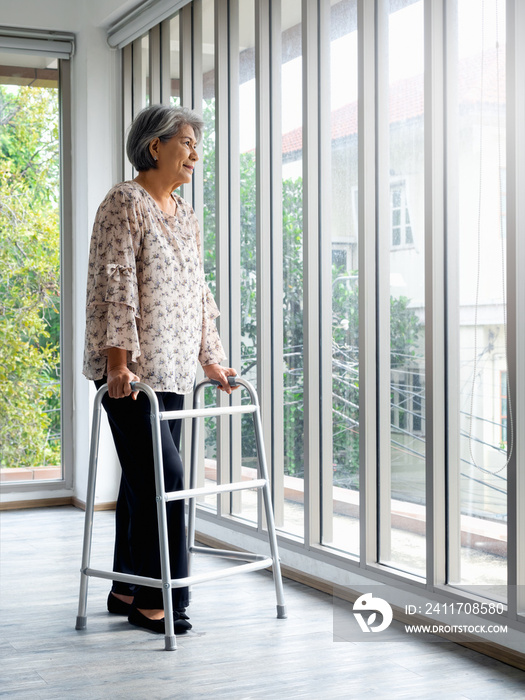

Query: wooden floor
[1,507,524,700]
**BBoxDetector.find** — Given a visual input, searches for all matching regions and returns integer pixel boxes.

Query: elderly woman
[83,104,236,635]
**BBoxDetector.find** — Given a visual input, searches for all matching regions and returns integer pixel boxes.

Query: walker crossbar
[84,556,273,589]
[83,568,166,589]
[76,376,286,652]
[164,478,266,501]
[189,545,268,561]
[159,404,256,420]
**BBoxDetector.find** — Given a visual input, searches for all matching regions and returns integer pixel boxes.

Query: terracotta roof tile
[282,47,505,155]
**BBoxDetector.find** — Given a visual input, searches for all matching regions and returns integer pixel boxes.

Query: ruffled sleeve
[83,186,143,377]
[198,284,227,366]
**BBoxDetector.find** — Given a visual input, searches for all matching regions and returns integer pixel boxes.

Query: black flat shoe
[108,593,190,620]
[176,608,190,620]
[107,592,132,615]
[128,607,192,634]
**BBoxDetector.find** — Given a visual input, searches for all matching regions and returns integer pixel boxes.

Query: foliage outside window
[0,85,61,472]
[200,98,422,488]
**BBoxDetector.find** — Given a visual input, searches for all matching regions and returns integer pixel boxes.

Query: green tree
[199,99,422,483]
[331,273,422,487]
[0,85,61,469]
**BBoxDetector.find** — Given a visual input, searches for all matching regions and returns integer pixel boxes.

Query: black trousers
[95,379,189,610]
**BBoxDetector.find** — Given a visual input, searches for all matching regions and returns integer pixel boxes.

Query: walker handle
[130,377,239,392]
[210,375,239,388]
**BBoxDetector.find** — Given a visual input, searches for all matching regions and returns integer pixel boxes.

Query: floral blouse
[83,181,226,393]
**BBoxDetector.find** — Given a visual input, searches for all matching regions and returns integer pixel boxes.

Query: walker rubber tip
[277,605,287,619]
[75,616,87,630]
[165,635,177,651]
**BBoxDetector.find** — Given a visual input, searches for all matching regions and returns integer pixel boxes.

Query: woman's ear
[149,138,160,161]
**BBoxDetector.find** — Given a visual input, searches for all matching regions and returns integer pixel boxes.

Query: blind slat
[107,0,191,49]
[0,27,75,59]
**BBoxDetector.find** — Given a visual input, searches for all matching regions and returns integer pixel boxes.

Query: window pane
[170,14,181,105]
[393,209,401,227]
[281,0,304,538]
[324,0,359,556]
[142,35,150,106]
[0,55,61,483]
[235,0,259,524]
[201,0,218,511]
[447,0,507,595]
[379,0,426,576]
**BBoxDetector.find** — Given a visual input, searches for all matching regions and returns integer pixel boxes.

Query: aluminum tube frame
[75,383,176,650]
[506,0,525,620]
[149,23,161,104]
[357,0,378,568]
[165,478,267,501]
[75,388,105,631]
[302,0,321,551]
[85,557,273,588]
[146,382,177,649]
[159,404,256,421]
[424,0,446,589]
[375,0,391,564]
[77,377,286,652]
[122,43,133,180]
[132,36,147,115]
[190,545,269,561]
[187,377,287,618]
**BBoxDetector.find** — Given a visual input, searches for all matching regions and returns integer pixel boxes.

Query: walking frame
[75,376,287,651]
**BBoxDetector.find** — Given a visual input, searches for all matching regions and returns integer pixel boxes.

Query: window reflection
[324,0,360,556]
[448,0,508,593]
[379,0,426,576]
[281,0,305,539]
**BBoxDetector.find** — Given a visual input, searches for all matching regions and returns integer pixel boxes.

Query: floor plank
[0,507,523,699]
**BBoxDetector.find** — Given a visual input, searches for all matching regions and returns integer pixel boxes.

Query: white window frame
[116,0,525,660]
[0,40,74,506]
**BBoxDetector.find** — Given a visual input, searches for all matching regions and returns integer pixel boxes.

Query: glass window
[379,0,426,577]
[325,0,359,556]
[200,0,218,512]
[281,0,304,539]
[0,53,62,484]
[124,0,525,641]
[235,0,259,524]
[169,14,181,105]
[447,0,507,594]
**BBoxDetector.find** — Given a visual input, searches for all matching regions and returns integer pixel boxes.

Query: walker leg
[150,408,178,651]
[165,635,177,651]
[75,571,89,629]
[186,385,204,603]
[75,391,105,631]
[187,405,199,560]
[252,399,287,619]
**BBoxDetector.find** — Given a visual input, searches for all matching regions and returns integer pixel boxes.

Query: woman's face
[153,124,198,188]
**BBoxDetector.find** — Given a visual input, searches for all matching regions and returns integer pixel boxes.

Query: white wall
[2,0,137,505]
[0,0,141,34]
[71,16,124,507]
